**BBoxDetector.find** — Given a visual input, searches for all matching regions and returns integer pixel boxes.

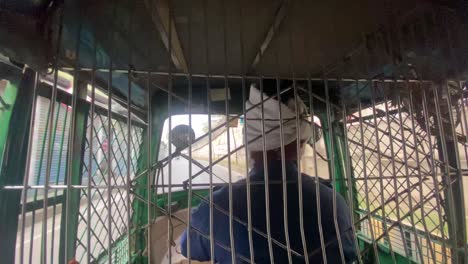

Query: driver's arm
[180,204,212,261]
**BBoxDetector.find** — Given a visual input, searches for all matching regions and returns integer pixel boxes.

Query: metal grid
[343,77,468,263]
[75,111,143,263]
[16,96,72,264]
[11,83,144,264]
[1,1,468,264]
[347,98,452,263]
[4,73,468,264]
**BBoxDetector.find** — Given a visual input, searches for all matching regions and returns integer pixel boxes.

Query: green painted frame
[0,68,37,264]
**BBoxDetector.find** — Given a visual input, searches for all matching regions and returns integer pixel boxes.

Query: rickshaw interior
[0,0,468,263]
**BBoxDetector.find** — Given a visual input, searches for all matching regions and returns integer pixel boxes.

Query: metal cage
[0,0,467,263]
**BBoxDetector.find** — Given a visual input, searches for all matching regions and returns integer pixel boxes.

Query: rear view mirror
[170,124,196,152]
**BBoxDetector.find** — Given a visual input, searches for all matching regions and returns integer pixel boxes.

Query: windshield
[156,114,329,193]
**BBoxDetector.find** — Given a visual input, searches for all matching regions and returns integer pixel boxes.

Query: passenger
[181,80,357,263]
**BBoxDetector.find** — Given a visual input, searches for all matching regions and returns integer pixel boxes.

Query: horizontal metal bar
[355,209,448,245]
[36,83,147,128]
[3,185,131,190]
[22,194,64,213]
[6,169,463,191]
[59,67,463,83]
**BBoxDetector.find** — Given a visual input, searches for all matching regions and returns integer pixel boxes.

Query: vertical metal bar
[88,65,96,264]
[407,14,438,262]
[238,0,255,261]
[406,86,436,263]
[202,0,215,262]
[50,101,62,264]
[107,64,113,264]
[221,1,236,262]
[369,83,397,264]
[167,0,174,262]
[63,7,86,262]
[42,55,60,264]
[30,95,52,264]
[106,3,119,262]
[324,79,346,264]
[126,0,135,261]
[379,3,416,257]
[381,92,412,261]
[126,68,132,263]
[420,87,448,263]
[19,72,39,264]
[395,90,424,263]
[146,71,152,264]
[241,77,255,262]
[259,79,275,263]
[357,28,383,262]
[276,79,293,263]
[63,74,77,264]
[300,5,325,259]
[391,12,424,262]
[456,80,468,258]
[307,79,327,263]
[445,85,468,264]
[287,5,308,262]
[356,81,380,263]
[186,1,193,262]
[432,84,458,263]
[294,85,309,261]
[186,76,193,260]
[340,88,363,264]
[206,75,215,263]
[161,157,166,199]
[225,68,236,263]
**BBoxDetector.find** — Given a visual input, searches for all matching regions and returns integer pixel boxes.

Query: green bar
[58,81,90,264]
[0,80,19,167]
[319,113,348,198]
[359,239,417,264]
[438,136,466,264]
[0,69,36,264]
[132,95,166,262]
[334,122,360,224]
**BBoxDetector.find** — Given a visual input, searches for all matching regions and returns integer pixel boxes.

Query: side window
[28,97,71,198]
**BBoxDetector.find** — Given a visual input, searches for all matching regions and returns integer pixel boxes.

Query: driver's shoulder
[209,179,248,206]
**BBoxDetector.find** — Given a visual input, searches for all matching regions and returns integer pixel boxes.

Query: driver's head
[244,79,311,168]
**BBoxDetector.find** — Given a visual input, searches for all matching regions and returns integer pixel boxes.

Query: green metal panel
[0,80,19,168]
[438,136,466,264]
[132,93,167,263]
[58,81,90,263]
[319,113,348,199]
[0,68,36,264]
[334,122,360,226]
[320,114,420,264]
[359,239,418,264]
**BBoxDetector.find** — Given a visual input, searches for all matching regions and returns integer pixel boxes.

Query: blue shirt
[181,161,357,263]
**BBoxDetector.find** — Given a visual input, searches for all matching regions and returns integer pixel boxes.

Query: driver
[180,80,357,263]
